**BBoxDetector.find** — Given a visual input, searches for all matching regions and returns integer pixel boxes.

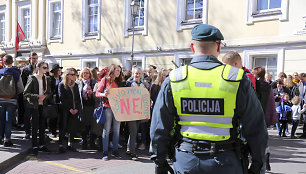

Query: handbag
[93,77,107,124]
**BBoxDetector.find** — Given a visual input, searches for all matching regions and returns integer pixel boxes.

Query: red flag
[15,22,25,51]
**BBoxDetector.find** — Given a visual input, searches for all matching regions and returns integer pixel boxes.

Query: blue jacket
[0,67,21,99]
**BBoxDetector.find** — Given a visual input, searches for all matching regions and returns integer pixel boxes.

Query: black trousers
[30,106,45,148]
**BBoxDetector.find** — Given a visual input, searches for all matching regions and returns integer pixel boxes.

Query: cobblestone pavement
[1,127,306,174]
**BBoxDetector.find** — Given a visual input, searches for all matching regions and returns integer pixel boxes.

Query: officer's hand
[155,162,174,174]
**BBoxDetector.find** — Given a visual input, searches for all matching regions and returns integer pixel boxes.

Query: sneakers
[39,146,50,152]
[102,152,109,161]
[4,140,13,147]
[138,143,146,150]
[111,150,121,159]
[24,134,30,140]
[126,151,138,161]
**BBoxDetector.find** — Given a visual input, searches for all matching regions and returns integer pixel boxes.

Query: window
[124,0,148,37]
[257,0,281,11]
[246,0,288,24]
[81,58,98,69]
[176,0,207,31]
[243,49,284,80]
[23,8,30,40]
[123,56,145,70]
[0,13,5,42]
[47,0,63,42]
[18,1,31,41]
[253,57,277,79]
[82,0,101,40]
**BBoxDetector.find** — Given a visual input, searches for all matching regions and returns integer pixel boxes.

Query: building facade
[0,0,305,77]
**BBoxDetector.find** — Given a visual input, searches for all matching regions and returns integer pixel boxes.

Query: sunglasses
[68,74,76,76]
[42,66,48,69]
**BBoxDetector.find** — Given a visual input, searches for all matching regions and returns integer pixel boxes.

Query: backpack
[0,74,16,98]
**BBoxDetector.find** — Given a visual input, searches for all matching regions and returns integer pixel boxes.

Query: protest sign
[108,87,150,121]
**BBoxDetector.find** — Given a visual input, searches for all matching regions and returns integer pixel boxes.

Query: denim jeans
[102,107,120,152]
[0,103,17,140]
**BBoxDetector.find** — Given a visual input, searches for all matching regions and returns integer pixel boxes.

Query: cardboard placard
[108,87,150,121]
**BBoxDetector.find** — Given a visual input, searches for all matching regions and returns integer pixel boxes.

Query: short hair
[292,96,301,105]
[222,51,241,65]
[252,66,265,79]
[278,72,287,79]
[30,52,38,58]
[4,55,14,65]
[300,73,306,78]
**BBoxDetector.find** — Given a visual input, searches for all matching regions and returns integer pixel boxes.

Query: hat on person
[191,24,224,41]
[50,64,63,73]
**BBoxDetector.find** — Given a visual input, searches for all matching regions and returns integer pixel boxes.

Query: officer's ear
[190,43,195,53]
[217,41,221,53]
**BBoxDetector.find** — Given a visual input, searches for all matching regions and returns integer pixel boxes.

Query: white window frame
[0,6,5,43]
[246,0,288,24]
[17,1,31,42]
[243,49,284,76]
[82,0,101,41]
[122,56,146,70]
[47,0,63,43]
[81,57,99,69]
[174,52,194,68]
[124,0,148,37]
[176,0,207,31]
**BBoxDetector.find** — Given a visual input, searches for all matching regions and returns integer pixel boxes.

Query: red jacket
[243,67,256,91]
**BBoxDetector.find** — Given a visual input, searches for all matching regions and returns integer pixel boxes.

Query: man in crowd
[21,52,38,139]
[150,24,268,174]
[0,55,24,146]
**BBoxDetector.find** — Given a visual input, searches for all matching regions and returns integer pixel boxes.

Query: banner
[108,87,150,121]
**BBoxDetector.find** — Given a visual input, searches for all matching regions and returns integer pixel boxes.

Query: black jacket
[21,64,35,87]
[50,76,62,104]
[58,82,82,114]
[150,55,268,174]
[23,75,51,109]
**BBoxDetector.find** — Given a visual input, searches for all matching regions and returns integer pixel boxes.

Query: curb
[0,147,32,173]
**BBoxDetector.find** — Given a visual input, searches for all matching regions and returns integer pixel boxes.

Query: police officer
[150,24,268,174]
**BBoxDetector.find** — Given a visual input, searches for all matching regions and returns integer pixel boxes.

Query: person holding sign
[125,66,147,160]
[96,64,124,161]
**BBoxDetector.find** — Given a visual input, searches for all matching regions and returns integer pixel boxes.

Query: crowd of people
[0,52,170,160]
[0,50,305,164]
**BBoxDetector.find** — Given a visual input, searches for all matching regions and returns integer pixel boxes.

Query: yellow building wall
[61,59,81,71]
[145,56,174,70]
[99,58,122,69]
[284,49,306,74]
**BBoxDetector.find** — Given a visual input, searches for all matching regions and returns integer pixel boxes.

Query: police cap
[191,24,224,41]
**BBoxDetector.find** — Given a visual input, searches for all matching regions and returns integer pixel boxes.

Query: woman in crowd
[48,64,63,138]
[96,64,124,160]
[284,75,298,99]
[151,68,169,109]
[58,68,82,153]
[24,61,51,156]
[125,66,147,160]
[292,72,300,84]
[77,68,96,150]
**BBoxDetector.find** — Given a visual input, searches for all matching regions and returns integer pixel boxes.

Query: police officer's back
[150,24,268,174]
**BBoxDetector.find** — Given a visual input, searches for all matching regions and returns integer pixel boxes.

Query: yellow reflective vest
[169,64,244,141]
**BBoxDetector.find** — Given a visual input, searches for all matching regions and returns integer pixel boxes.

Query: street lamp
[130,0,140,70]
